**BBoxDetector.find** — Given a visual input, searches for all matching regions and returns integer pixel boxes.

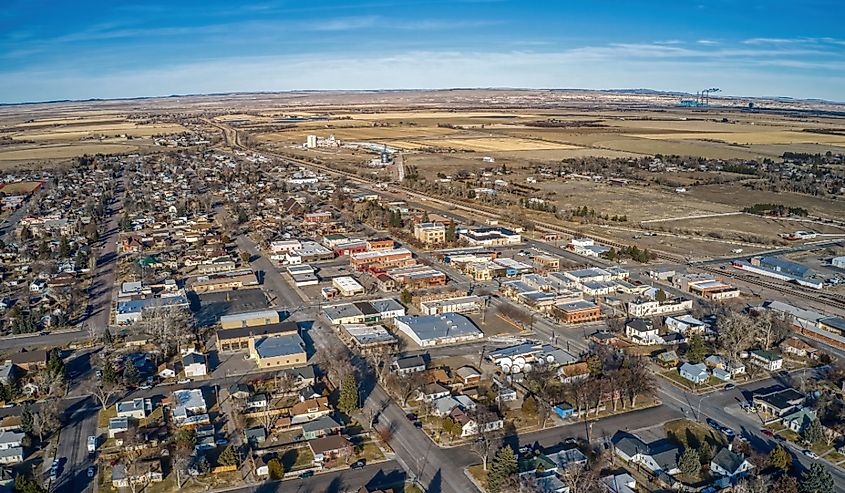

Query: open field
[0,181,43,194]
[0,143,140,162]
[631,130,845,146]
[651,214,845,243]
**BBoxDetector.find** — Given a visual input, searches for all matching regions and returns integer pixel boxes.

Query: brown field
[650,214,845,244]
[630,131,845,146]
[0,181,43,194]
[0,143,140,162]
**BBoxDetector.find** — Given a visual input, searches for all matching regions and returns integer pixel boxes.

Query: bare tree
[468,408,504,471]
[561,463,601,493]
[31,369,65,398]
[32,399,61,442]
[718,312,757,362]
[93,380,123,409]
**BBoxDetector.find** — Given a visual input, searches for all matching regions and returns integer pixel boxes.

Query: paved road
[82,167,125,332]
[0,180,49,241]
[217,460,405,493]
[52,397,99,493]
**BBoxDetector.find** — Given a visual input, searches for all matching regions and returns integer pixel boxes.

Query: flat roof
[395,313,482,341]
[254,333,306,359]
[219,309,279,325]
[217,321,298,341]
[556,300,599,311]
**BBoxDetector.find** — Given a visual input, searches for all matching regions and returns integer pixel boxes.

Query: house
[115,398,152,419]
[111,460,163,488]
[782,408,817,433]
[108,417,130,438]
[0,431,24,464]
[246,393,269,409]
[229,383,251,400]
[655,350,679,367]
[449,407,503,437]
[182,352,208,378]
[418,383,450,402]
[749,349,784,371]
[246,427,267,445]
[547,445,589,470]
[779,337,819,359]
[432,394,477,417]
[171,388,209,427]
[612,431,681,475]
[710,447,754,478]
[665,314,707,335]
[496,386,518,403]
[158,362,179,379]
[753,388,806,418]
[6,350,49,371]
[392,355,426,374]
[308,435,353,466]
[290,397,332,425]
[679,362,709,385]
[302,415,343,440]
[455,366,482,386]
[602,472,637,493]
[625,319,663,345]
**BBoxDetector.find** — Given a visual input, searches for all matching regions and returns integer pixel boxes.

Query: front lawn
[664,419,727,449]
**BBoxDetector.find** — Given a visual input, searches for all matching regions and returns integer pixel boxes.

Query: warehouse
[419,295,483,315]
[394,313,483,347]
[249,333,308,368]
[332,276,365,296]
[322,298,406,325]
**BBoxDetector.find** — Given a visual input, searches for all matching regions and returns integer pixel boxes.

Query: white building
[115,398,152,420]
[394,313,483,347]
[332,276,365,297]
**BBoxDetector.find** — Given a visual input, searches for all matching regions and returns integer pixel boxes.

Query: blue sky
[1,0,844,103]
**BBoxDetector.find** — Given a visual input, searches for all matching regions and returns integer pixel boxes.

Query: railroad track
[213,123,842,310]
[699,265,845,310]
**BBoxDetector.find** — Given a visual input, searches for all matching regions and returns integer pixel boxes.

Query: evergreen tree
[679,447,700,475]
[445,222,456,242]
[655,289,668,303]
[338,374,359,415]
[698,441,712,465]
[800,463,834,493]
[123,363,141,387]
[217,445,238,467]
[46,349,65,381]
[103,327,114,345]
[769,445,792,472]
[687,335,706,364]
[58,236,71,258]
[267,458,284,480]
[102,361,118,385]
[15,475,47,493]
[400,289,413,304]
[20,406,33,435]
[802,418,824,445]
[487,445,518,493]
[606,247,617,261]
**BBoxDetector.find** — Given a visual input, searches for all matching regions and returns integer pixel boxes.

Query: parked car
[406,413,418,421]
[298,471,314,479]
[350,459,366,470]
[803,450,819,460]
[774,434,786,442]
[721,427,736,440]
[761,429,774,438]
[87,466,96,478]
[724,383,736,390]
[413,421,423,429]
[706,418,721,430]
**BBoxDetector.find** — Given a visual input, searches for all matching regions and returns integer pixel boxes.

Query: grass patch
[97,465,116,493]
[140,406,165,427]
[467,464,489,489]
[280,446,315,472]
[355,441,385,462]
[825,450,845,464]
[401,483,425,493]
[98,407,117,428]
[664,419,727,449]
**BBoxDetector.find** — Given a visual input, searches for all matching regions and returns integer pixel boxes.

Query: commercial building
[677,275,741,301]
[383,264,448,288]
[394,313,483,347]
[414,222,446,245]
[832,256,845,269]
[115,294,190,325]
[732,256,823,289]
[249,333,307,368]
[332,276,365,296]
[219,309,280,330]
[322,298,406,325]
[190,270,259,293]
[350,248,414,271]
[419,295,483,315]
[627,297,693,317]
[341,324,398,353]
[217,321,299,351]
[459,227,521,247]
[553,300,601,324]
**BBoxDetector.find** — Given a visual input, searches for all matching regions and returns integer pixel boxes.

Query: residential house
[750,349,784,371]
[0,431,24,464]
[602,473,638,493]
[182,352,208,378]
[302,415,343,440]
[108,417,130,438]
[246,427,267,446]
[655,351,679,367]
[779,337,819,359]
[455,366,482,387]
[665,314,708,335]
[625,319,663,345]
[392,355,426,375]
[290,397,332,425]
[111,460,163,488]
[418,383,450,403]
[171,388,209,427]
[116,398,152,420]
[612,431,681,475]
[710,447,754,479]
[679,363,709,385]
[309,435,353,466]
[782,408,817,433]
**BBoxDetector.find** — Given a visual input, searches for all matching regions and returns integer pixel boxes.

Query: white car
[177,378,191,384]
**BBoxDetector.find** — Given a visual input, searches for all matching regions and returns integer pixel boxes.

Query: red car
[761,429,774,437]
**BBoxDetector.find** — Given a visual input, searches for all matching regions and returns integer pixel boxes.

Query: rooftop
[253,333,306,359]
[395,313,482,342]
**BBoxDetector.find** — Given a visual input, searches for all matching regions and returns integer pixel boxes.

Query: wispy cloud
[697,39,719,45]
